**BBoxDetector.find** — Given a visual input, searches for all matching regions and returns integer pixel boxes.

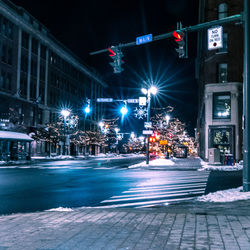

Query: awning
[0,131,33,142]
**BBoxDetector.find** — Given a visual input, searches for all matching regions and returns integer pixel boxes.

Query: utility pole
[146,91,151,165]
[243,0,250,191]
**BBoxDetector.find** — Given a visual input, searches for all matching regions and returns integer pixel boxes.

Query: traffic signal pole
[90,10,250,191]
[243,0,250,191]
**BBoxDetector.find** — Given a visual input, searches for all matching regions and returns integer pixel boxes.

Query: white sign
[142,130,153,135]
[127,99,139,103]
[144,122,152,128]
[208,26,223,50]
[97,98,113,102]
[139,96,147,106]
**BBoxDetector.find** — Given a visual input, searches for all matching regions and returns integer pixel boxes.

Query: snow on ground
[197,186,250,202]
[129,158,175,168]
[45,207,74,212]
[198,162,243,171]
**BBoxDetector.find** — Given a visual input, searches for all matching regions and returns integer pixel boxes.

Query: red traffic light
[173,31,183,42]
[108,47,116,57]
[149,137,156,143]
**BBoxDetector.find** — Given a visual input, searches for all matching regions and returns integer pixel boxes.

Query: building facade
[0,0,107,157]
[196,0,243,162]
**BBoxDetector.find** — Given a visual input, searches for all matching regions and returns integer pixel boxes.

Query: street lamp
[166,115,170,125]
[120,105,128,116]
[141,85,158,164]
[61,109,70,155]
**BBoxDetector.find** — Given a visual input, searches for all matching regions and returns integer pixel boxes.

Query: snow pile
[197,186,250,202]
[129,158,175,168]
[46,207,73,212]
[199,163,243,171]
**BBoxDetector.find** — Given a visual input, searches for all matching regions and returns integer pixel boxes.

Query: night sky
[11,0,199,136]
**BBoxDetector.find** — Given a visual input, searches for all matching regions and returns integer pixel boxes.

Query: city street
[0,157,210,215]
[0,157,241,215]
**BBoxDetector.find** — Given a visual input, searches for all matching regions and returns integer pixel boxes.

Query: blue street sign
[136,34,153,45]
[127,99,139,103]
[97,98,113,102]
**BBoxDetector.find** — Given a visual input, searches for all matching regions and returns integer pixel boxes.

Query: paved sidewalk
[1,200,250,249]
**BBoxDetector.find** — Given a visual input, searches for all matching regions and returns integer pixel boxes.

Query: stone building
[0,0,107,158]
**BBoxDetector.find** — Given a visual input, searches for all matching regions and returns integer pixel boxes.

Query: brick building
[196,0,244,162]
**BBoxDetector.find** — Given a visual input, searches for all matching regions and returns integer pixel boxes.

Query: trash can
[224,154,234,166]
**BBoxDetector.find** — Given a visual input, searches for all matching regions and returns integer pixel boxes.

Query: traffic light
[149,136,156,143]
[109,46,124,74]
[173,30,188,58]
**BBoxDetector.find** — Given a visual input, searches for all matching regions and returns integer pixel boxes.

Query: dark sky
[11,0,199,135]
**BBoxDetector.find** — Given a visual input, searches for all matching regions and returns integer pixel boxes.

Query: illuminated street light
[149,86,158,95]
[84,105,91,114]
[141,85,158,164]
[60,109,70,155]
[166,115,170,125]
[99,121,104,128]
[61,109,70,118]
[141,88,148,95]
[120,106,128,116]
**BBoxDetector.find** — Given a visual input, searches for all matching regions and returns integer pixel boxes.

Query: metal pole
[146,91,151,164]
[63,117,66,155]
[243,0,250,191]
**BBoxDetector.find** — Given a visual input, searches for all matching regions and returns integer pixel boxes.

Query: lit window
[213,93,231,119]
[218,63,228,83]
[218,3,228,19]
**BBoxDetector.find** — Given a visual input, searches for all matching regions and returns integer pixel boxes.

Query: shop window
[218,3,228,19]
[218,63,228,83]
[213,92,231,119]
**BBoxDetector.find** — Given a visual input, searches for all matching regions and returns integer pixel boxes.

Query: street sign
[127,99,139,103]
[139,96,147,106]
[143,130,153,135]
[97,98,113,102]
[136,34,153,45]
[144,122,152,128]
[208,26,223,50]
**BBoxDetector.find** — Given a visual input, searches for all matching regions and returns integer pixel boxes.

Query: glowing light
[166,115,170,124]
[120,106,128,115]
[99,121,104,128]
[61,109,70,117]
[84,106,91,114]
[115,128,120,133]
[149,86,158,95]
[141,88,148,95]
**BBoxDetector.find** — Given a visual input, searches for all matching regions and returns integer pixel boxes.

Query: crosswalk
[100,171,210,208]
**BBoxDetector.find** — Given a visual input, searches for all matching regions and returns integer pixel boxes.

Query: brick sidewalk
[0,204,250,250]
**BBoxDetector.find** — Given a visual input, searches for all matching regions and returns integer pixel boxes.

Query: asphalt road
[0,157,242,215]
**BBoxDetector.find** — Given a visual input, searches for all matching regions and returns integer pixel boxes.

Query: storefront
[0,131,33,161]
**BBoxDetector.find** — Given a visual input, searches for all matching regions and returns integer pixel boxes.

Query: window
[213,92,231,119]
[218,33,228,53]
[1,44,7,63]
[22,31,29,49]
[218,3,228,19]
[218,63,228,83]
[7,48,12,65]
[32,38,38,54]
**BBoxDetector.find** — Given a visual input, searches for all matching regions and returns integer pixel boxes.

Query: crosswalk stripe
[101,190,204,203]
[111,187,206,199]
[99,197,195,208]
[124,183,207,193]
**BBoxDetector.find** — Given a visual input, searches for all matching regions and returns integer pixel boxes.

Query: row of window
[0,15,14,40]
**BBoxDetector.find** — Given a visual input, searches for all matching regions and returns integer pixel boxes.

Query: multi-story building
[0,0,107,159]
[196,0,243,162]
